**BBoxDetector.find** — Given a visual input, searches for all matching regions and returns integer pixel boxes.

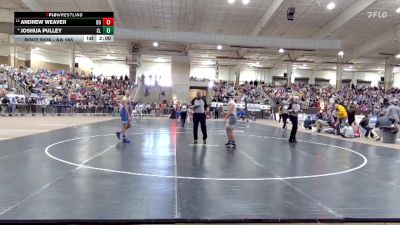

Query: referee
[288,96,301,143]
[191,91,208,144]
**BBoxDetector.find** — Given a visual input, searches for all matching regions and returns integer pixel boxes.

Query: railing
[0,104,174,117]
[3,71,28,95]
[137,106,173,118]
[208,88,214,102]
[1,104,118,117]
[136,85,172,105]
[132,82,142,103]
[149,85,162,103]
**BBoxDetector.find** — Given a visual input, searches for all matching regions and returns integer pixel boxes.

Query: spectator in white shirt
[340,123,355,138]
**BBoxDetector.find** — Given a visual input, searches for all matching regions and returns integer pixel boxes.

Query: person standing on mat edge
[335,101,348,135]
[225,97,237,148]
[180,102,188,128]
[281,100,290,131]
[191,91,208,144]
[116,97,131,144]
[288,96,301,143]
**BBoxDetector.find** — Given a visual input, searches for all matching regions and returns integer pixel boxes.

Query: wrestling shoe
[116,132,121,140]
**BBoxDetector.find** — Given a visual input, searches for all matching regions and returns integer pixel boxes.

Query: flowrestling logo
[367,11,388,19]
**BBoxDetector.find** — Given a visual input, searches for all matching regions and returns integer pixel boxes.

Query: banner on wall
[210,102,224,107]
[298,113,308,122]
[275,113,312,121]
[236,103,245,109]
[211,102,270,112]
[6,94,25,100]
[247,104,260,112]
[259,105,271,110]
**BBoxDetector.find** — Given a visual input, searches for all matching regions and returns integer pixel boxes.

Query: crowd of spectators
[298,102,399,142]
[0,65,137,116]
[265,82,400,114]
[271,83,400,142]
[212,80,400,142]
[212,80,267,104]
[3,63,400,142]
[0,65,179,117]
[0,80,7,89]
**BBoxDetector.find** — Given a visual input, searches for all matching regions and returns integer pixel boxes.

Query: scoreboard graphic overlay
[14,12,114,43]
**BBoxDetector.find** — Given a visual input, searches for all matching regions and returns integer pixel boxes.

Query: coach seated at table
[237,108,246,121]
[303,116,313,130]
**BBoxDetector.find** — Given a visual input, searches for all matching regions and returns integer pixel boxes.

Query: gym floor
[0,118,399,223]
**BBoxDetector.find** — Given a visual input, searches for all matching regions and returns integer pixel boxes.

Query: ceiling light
[217,45,222,50]
[153,42,159,47]
[396,53,400,59]
[338,51,344,56]
[203,60,214,65]
[327,2,336,10]
[242,0,250,5]
[104,54,117,60]
[349,66,353,69]
[396,7,400,13]
[278,48,284,53]
[228,0,235,4]
[249,62,262,67]
[44,42,51,45]
[154,57,167,63]
[303,63,307,67]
